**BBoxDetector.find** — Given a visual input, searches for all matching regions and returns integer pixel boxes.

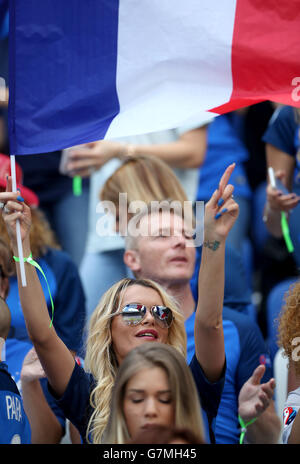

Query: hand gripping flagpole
[10,155,27,286]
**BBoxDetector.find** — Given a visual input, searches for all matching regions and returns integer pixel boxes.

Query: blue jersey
[185,307,272,444]
[262,105,300,190]
[190,244,252,313]
[196,113,252,202]
[0,362,31,444]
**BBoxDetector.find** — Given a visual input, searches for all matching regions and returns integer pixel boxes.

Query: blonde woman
[1,164,238,443]
[103,343,205,444]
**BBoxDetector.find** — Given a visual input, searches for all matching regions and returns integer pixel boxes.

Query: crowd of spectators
[0,7,300,446]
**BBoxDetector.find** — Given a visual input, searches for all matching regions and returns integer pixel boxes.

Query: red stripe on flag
[211,0,300,114]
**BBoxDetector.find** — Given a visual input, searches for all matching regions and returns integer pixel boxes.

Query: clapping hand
[20,347,46,384]
[238,364,276,423]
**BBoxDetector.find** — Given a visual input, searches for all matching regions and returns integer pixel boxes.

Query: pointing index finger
[218,163,235,197]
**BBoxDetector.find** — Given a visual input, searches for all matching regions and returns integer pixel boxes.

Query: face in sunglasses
[119,304,174,329]
[110,285,171,364]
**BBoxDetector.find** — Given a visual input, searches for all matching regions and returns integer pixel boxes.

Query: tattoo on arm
[203,240,220,251]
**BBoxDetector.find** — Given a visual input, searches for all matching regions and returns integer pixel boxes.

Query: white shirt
[282,387,300,444]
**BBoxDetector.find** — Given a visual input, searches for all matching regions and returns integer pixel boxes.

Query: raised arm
[194,163,239,382]
[1,179,75,397]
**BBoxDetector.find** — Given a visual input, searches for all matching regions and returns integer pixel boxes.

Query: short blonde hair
[103,343,204,444]
[84,278,186,443]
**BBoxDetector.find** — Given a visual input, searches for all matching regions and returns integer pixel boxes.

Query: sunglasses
[117,303,174,329]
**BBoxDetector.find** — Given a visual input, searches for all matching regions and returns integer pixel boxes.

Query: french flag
[8,0,300,155]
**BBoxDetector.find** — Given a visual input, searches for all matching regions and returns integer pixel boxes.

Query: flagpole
[10,155,27,286]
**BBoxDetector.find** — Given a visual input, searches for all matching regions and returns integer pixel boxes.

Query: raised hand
[238,364,276,423]
[0,176,32,249]
[204,163,239,241]
[266,169,300,213]
[64,140,124,177]
[21,347,46,384]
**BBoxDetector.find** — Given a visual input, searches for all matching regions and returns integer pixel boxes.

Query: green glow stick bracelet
[73,175,82,196]
[238,415,257,444]
[281,212,294,253]
[13,253,54,328]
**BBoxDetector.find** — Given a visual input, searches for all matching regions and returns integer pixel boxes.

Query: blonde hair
[100,155,195,249]
[84,278,186,444]
[100,155,189,207]
[103,343,204,444]
[277,279,300,376]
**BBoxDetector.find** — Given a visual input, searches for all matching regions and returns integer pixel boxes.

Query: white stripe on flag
[105,0,237,139]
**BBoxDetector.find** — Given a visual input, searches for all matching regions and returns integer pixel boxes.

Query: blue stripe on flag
[0,0,8,31]
[9,0,120,155]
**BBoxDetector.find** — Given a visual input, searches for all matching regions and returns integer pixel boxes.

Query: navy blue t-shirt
[196,113,252,202]
[185,307,272,444]
[0,362,31,444]
[48,355,225,444]
[263,106,298,156]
